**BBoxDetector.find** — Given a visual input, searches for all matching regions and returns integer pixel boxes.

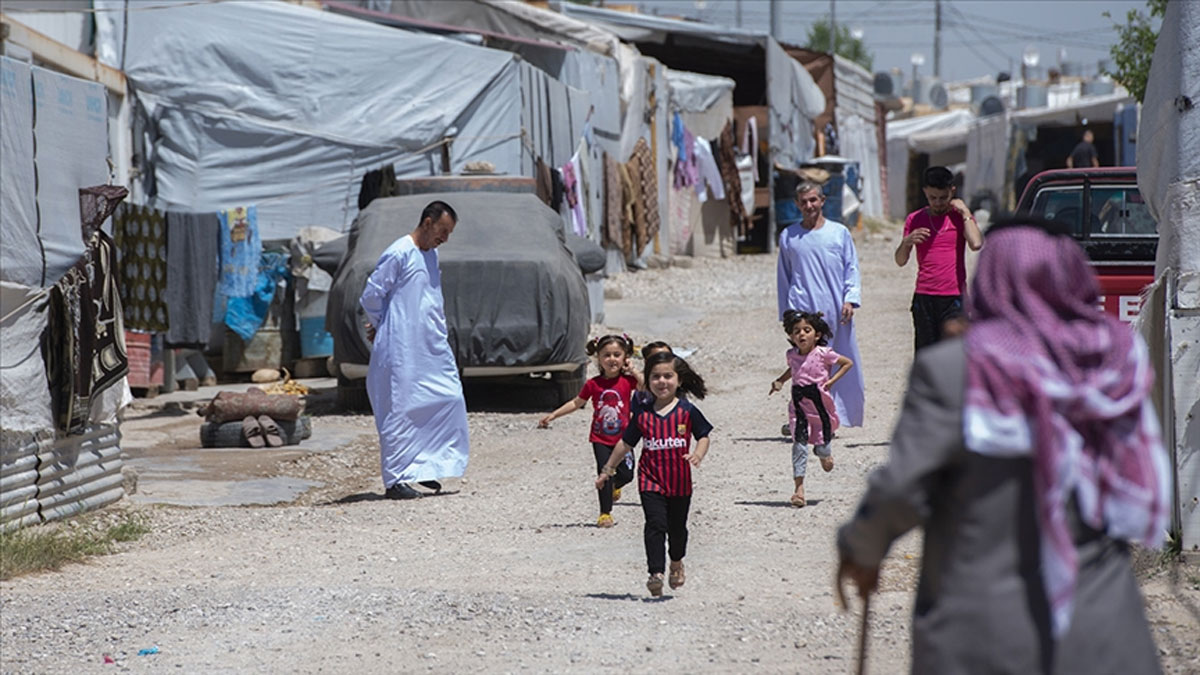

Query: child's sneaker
[597,513,615,528]
[668,560,685,589]
[612,487,622,502]
[646,573,664,597]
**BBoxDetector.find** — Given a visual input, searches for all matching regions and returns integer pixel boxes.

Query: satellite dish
[874,71,896,96]
[979,95,1005,117]
[1022,45,1040,67]
[929,83,949,109]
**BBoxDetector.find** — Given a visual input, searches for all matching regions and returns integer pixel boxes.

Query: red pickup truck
[1015,167,1158,323]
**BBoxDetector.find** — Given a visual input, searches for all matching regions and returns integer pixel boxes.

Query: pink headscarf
[963,225,1169,637]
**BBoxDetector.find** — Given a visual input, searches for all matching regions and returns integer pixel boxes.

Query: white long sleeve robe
[360,235,469,487]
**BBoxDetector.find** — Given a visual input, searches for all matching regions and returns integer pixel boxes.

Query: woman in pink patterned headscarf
[835,217,1169,674]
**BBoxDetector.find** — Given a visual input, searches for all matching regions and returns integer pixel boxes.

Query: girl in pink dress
[769,311,854,507]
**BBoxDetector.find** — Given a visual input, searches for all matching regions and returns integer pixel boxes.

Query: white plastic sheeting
[94,0,529,240]
[1136,0,1200,551]
[0,56,110,288]
[767,38,826,168]
[1138,0,1200,285]
[964,115,1009,208]
[666,69,735,114]
[832,56,883,219]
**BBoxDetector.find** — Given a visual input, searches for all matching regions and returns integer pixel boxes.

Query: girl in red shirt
[539,334,639,528]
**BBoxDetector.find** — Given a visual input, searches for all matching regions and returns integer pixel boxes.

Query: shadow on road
[327,489,460,504]
[735,499,822,508]
[733,436,789,443]
[842,441,890,449]
[584,592,674,603]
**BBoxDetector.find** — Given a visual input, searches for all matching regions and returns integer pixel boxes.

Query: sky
[623,0,1151,83]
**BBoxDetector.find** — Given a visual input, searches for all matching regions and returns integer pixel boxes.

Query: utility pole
[830,0,836,54]
[934,0,942,78]
[736,0,742,28]
[769,0,781,40]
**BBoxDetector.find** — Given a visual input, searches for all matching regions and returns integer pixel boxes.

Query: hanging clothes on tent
[672,113,698,190]
[692,136,725,203]
[535,157,554,208]
[603,152,624,250]
[562,154,586,237]
[113,203,170,333]
[550,166,565,212]
[716,121,752,236]
[165,211,219,347]
[45,186,129,434]
[218,205,262,298]
[627,137,660,253]
[224,251,288,342]
[618,161,637,258]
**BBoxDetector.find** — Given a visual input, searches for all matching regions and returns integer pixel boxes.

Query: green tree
[1102,0,1168,102]
[805,18,873,71]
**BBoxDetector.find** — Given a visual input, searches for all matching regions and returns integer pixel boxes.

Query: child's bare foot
[647,573,664,597]
[820,456,835,472]
[790,489,807,508]
[669,560,685,589]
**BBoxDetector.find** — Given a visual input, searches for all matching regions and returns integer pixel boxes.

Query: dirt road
[2,228,1196,673]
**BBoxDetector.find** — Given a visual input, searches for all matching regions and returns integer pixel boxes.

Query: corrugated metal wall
[0,424,125,531]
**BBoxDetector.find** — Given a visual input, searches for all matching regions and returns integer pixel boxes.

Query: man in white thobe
[776,181,865,427]
[360,201,470,500]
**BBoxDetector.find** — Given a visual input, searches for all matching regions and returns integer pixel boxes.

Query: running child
[633,341,673,409]
[768,310,853,507]
[539,334,639,528]
[596,351,712,597]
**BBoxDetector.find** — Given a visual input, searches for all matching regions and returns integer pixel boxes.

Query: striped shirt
[623,398,713,496]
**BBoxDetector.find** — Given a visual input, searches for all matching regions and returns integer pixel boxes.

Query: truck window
[1090,186,1158,237]
[1030,187,1083,236]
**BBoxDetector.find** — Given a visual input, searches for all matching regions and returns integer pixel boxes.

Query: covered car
[327,191,590,410]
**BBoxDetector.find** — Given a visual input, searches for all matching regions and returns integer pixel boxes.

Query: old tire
[552,364,587,402]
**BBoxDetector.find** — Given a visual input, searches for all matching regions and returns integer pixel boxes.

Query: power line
[945,3,1010,63]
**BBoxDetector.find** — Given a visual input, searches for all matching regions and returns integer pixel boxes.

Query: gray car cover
[327,192,589,373]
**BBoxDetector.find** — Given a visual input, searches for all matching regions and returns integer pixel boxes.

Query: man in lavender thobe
[776,181,865,428]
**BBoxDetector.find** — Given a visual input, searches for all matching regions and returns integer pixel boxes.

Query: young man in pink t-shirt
[895,166,983,350]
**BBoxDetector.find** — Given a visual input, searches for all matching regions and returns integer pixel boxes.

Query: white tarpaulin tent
[885,109,974,220]
[1135,0,1200,551]
[94,0,541,240]
[832,55,883,219]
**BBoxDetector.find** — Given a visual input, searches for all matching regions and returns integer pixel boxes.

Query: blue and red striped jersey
[622,398,712,496]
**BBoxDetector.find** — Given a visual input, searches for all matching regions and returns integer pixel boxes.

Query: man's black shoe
[417,480,442,493]
[384,483,423,500]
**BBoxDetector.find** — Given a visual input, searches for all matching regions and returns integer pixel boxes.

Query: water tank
[928,83,949,109]
[978,95,1005,117]
[970,83,999,104]
[1017,84,1048,109]
[1060,61,1082,76]
[873,71,898,97]
[912,76,945,106]
[1082,79,1116,97]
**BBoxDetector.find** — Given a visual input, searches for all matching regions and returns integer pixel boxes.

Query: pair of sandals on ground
[242,415,286,448]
